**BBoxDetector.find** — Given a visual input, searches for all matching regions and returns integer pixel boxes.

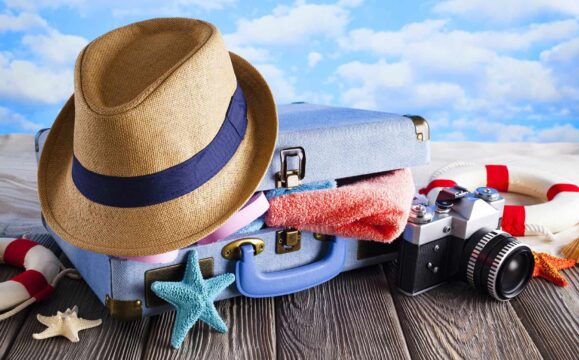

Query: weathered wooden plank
[5,276,151,360]
[275,265,410,360]
[511,267,579,360]
[143,296,276,360]
[0,268,31,358]
[384,263,543,360]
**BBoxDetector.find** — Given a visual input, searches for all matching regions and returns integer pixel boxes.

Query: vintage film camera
[396,185,534,300]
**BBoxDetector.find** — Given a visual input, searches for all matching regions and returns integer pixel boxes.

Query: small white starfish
[32,306,102,342]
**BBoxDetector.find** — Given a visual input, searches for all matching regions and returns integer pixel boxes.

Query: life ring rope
[427,161,477,184]
[419,163,579,241]
[0,236,80,321]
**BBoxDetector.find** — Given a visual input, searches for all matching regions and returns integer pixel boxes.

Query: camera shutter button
[474,187,500,202]
[409,205,434,224]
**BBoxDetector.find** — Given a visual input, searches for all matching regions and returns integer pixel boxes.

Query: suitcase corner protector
[105,295,143,321]
[404,115,430,142]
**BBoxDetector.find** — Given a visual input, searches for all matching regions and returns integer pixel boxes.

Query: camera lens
[462,229,534,301]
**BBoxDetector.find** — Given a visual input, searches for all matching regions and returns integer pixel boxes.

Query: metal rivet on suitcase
[221,238,265,260]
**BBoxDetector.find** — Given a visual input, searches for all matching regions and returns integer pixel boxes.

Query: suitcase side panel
[48,227,112,306]
[48,225,399,319]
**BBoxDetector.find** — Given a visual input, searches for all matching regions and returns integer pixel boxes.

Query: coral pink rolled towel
[266,168,415,243]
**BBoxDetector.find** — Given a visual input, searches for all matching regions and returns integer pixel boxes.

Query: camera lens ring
[485,241,532,300]
[464,230,534,301]
[466,230,500,288]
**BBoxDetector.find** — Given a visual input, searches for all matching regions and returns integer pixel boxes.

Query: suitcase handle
[235,236,347,297]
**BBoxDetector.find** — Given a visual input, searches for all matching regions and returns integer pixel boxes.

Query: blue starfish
[151,250,235,349]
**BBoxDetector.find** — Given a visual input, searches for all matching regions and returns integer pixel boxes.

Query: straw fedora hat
[38,18,277,256]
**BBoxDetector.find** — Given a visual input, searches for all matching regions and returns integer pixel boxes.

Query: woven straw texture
[37,18,278,256]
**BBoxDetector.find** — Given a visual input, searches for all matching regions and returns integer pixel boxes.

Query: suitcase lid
[35,103,430,191]
[257,102,430,191]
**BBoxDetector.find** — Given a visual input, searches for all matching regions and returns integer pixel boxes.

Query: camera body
[396,185,533,300]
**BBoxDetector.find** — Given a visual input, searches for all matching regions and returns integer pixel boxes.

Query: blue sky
[0,0,578,141]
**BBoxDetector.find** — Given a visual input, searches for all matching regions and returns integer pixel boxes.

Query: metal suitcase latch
[275,147,306,188]
[276,228,301,254]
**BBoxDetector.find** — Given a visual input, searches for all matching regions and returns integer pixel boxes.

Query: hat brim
[38,52,277,256]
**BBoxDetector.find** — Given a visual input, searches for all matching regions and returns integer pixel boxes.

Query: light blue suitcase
[35,103,430,320]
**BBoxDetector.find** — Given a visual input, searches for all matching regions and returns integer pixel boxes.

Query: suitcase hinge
[276,228,302,254]
[105,295,142,321]
[404,115,430,141]
[275,147,306,188]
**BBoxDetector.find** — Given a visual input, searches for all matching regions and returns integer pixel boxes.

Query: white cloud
[434,0,579,22]
[483,57,559,103]
[0,53,73,104]
[221,1,355,106]
[425,112,451,128]
[0,106,43,132]
[23,30,87,65]
[255,63,297,103]
[307,51,323,67]
[225,2,350,47]
[337,60,412,87]
[111,0,236,17]
[451,117,579,142]
[456,118,535,142]
[489,124,536,142]
[339,19,579,57]
[532,124,579,142]
[0,11,86,106]
[0,11,48,32]
[414,82,466,107]
[228,46,270,63]
[301,90,334,104]
[337,0,364,7]
[150,0,235,10]
[338,20,448,56]
[336,18,577,120]
[440,131,467,141]
[541,37,579,64]
[335,61,471,112]
[4,0,83,10]
[6,0,234,13]
[336,60,412,109]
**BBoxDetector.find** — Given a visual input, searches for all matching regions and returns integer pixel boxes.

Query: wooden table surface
[0,234,577,360]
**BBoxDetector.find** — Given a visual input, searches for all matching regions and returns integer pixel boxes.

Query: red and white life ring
[0,237,66,320]
[419,163,579,238]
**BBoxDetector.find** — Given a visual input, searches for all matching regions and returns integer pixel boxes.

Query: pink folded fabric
[265,169,415,243]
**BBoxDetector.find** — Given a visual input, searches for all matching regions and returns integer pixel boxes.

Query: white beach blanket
[0,135,577,255]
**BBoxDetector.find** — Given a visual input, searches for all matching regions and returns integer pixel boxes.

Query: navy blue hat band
[72,84,248,208]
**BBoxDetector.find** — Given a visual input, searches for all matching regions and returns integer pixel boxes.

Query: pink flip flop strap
[120,192,269,263]
[196,192,269,245]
